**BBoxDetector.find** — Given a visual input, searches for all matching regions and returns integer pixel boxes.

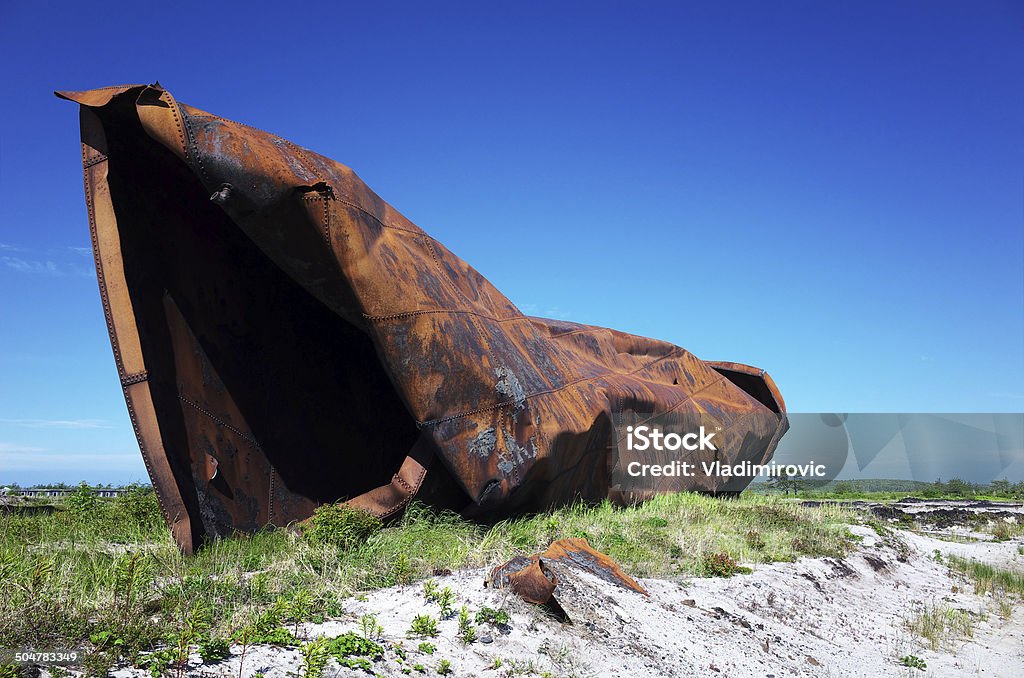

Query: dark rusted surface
[487,538,648,605]
[57,84,788,553]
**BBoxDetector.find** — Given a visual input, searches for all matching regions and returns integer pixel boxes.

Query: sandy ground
[102,517,1023,678]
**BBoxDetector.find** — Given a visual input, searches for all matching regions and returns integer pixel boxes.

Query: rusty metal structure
[488,538,649,606]
[59,84,788,553]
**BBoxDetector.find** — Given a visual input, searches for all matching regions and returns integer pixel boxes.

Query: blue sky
[1,1,1021,485]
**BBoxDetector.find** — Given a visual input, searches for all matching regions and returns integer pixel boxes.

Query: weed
[946,555,1024,597]
[457,606,476,644]
[198,636,231,663]
[904,601,974,650]
[324,631,384,660]
[436,587,455,618]
[408,614,439,638]
[899,655,926,670]
[300,638,330,678]
[65,483,100,516]
[475,606,510,627]
[361,613,384,640]
[437,658,452,675]
[417,642,436,655]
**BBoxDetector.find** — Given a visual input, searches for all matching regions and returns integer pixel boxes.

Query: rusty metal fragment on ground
[57,83,789,553]
[488,538,648,606]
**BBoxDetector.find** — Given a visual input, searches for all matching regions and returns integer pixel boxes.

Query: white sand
[106,523,1024,678]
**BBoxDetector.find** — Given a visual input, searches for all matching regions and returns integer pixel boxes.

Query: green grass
[0,491,857,672]
[945,555,1024,598]
[749,477,1024,501]
[904,601,976,650]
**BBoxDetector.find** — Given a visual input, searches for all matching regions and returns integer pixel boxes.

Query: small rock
[480,635,493,644]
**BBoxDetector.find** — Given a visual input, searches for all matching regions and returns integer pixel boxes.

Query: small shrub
[304,503,382,549]
[64,483,99,516]
[457,606,476,644]
[702,552,751,577]
[111,484,163,530]
[745,529,765,550]
[435,587,455,618]
[422,579,438,600]
[198,636,231,663]
[407,614,439,638]
[360,613,384,640]
[300,638,330,678]
[325,631,384,660]
[474,606,509,627]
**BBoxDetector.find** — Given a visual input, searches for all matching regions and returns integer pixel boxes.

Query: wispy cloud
[0,244,95,277]
[0,442,47,454]
[0,418,113,430]
[2,257,63,275]
[0,449,139,470]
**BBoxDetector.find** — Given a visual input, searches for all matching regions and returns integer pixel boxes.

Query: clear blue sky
[1,1,1021,485]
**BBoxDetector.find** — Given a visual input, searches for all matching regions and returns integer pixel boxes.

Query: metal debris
[487,538,649,606]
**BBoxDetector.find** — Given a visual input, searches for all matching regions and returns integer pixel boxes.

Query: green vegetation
[701,552,752,577]
[945,555,1024,598]
[904,601,975,650]
[407,614,439,639]
[302,503,382,549]
[899,654,927,670]
[457,605,477,644]
[323,631,384,660]
[751,477,1024,501]
[475,606,510,627]
[0,491,857,672]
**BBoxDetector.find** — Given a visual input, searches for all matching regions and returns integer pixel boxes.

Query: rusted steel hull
[58,84,788,552]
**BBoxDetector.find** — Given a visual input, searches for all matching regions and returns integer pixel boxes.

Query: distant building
[13,487,130,498]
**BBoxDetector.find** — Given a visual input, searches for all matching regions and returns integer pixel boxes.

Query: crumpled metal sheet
[487,538,649,605]
[57,83,788,553]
